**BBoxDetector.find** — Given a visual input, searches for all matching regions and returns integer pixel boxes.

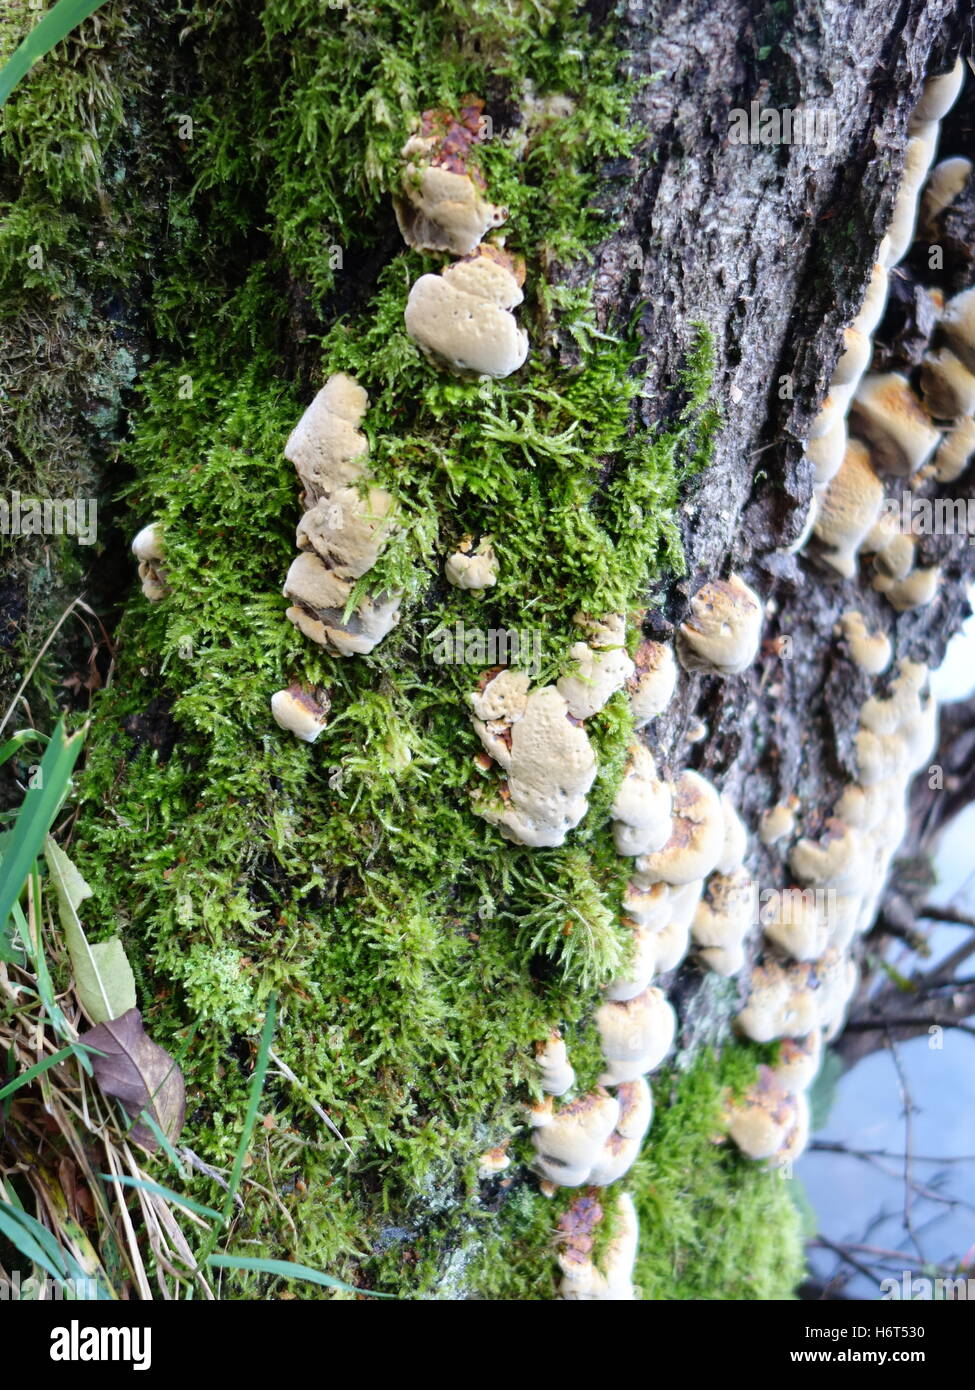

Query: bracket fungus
[677,573,763,676]
[692,867,758,977]
[394,99,507,256]
[919,348,975,420]
[587,1078,653,1186]
[838,611,891,675]
[851,374,941,476]
[445,535,498,590]
[132,523,167,601]
[596,986,676,1085]
[531,1088,620,1188]
[536,1031,576,1098]
[269,686,331,743]
[626,639,677,724]
[471,682,597,848]
[557,613,634,720]
[558,1193,639,1301]
[634,769,724,887]
[610,743,672,857]
[931,416,975,482]
[941,286,975,374]
[737,950,857,1043]
[812,438,885,577]
[404,245,529,378]
[727,1066,805,1162]
[282,374,402,657]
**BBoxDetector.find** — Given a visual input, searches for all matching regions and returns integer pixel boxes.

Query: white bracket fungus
[634,769,724,887]
[759,800,797,846]
[837,611,891,675]
[269,685,331,743]
[404,245,529,378]
[536,1031,576,1098]
[531,1088,620,1187]
[281,375,402,657]
[812,438,885,577]
[920,348,975,420]
[471,682,597,848]
[559,1193,639,1301]
[596,986,676,1085]
[727,1066,805,1162]
[557,613,634,720]
[626,639,677,724]
[677,573,763,676]
[610,743,672,857]
[692,867,758,977]
[132,523,167,601]
[851,374,941,476]
[394,100,507,256]
[445,535,498,590]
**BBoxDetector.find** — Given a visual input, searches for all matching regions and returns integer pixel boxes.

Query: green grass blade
[100,1174,223,1223]
[206,1254,390,1296]
[0,729,46,767]
[0,1043,94,1101]
[222,996,277,1222]
[0,721,84,952]
[0,0,111,107]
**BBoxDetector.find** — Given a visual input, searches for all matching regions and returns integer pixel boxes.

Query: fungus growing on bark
[477,1146,511,1180]
[596,986,677,1085]
[830,326,872,390]
[812,438,885,577]
[269,685,331,743]
[404,246,529,377]
[677,573,763,675]
[557,612,634,719]
[920,348,975,420]
[445,535,498,590]
[559,1192,639,1301]
[940,286,975,374]
[132,523,167,601]
[715,793,748,874]
[774,1030,823,1094]
[726,1065,802,1161]
[626,639,677,724]
[851,374,941,476]
[851,260,890,339]
[920,156,973,232]
[282,374,403,657]
[931,416,975,482]
[395,99,507,256]
[761,888,829,962]
[471,684,597,848]
[634,769,724,887]
[838,611,892,674]
[807,416,847,487]
[909,57,965,128]
[610,743,672,857]
[587,1077,653,1185]
[692,867,758,977]
[536,1031,575,1098]
[531,1088,620,1187]
[874,563,941,612]
[759,801,797,846]
[738,950,857,1043]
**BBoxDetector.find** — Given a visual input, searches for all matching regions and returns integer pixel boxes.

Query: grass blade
[0,721,84,954]
[222,996,277,1222]
[100,1174,223,1223]
[206,1254,390,1296]
[0,0,111,107]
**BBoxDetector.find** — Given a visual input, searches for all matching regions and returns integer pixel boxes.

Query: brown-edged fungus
[737,958,820,1042]
[675,567,762,669]
[692,867,758,977]
[812,438,885,577]
[883,129,940,266]
[587,1078,653,1186]
[634,769,724,887]
[838,611,892,675]
[931,416,975,482]
[807,416,847,487]
[940,286,975,374]
[761,887,830,962]
[404,245,529,377]
[727,1065,802,1161]
[831,326,872,390]
[559,1192,639,1301]
[536,1031,576,1098]
[283,554,402,656]
[610,743,673,857]
[920,156,973,233]
[596,986,677,1085]
[395,101,507,256]
[445,535,498,590]
[851,374,941,476]
[851,260,890,339]
[920,348,975,420]
[774,1031,823,1094]
[269,685,331,743]
[477,1146,511,1180]
[626,639,677,724]
[557,612,634,719]
[132,523,167,601]
[677,573,763,676]
[471,683,597,848]
[531,1088,620,1187]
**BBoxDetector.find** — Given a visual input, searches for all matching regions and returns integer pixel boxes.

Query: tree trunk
[1,0,973,1301]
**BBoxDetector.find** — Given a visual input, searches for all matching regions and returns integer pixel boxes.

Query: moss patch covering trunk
[0,0,803,1298]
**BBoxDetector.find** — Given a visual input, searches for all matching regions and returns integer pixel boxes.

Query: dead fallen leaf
[79,1008,185,1151]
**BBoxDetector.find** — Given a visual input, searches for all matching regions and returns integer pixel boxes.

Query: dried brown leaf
[80,1008,185,1151]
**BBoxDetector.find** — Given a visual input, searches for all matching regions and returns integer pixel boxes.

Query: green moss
[1,0,801,1301]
